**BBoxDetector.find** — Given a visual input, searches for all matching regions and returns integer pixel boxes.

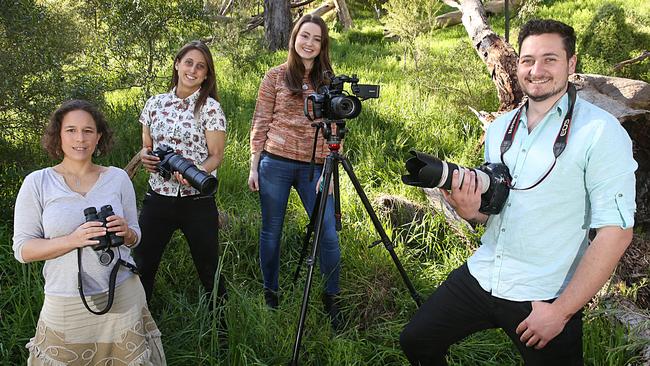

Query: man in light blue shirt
[400,19,636,365]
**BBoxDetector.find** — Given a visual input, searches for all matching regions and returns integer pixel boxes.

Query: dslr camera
[84,205,124,265]
[402,150,511,214]
[151,144,218,196]
[304,73,380,121]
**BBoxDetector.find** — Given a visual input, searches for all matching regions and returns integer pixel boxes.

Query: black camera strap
[77,248,139,315]
[499,83,577,191]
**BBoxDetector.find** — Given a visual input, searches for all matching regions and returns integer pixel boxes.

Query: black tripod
[289,119,422,366]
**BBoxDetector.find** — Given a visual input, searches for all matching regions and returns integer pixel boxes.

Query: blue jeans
[258,153,341,295]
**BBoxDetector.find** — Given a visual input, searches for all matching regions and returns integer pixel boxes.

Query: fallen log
[436,0,520,29]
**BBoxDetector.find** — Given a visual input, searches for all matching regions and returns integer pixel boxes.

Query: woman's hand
[248,170,259,191]
[140,146,160,173]
[105,214,137,246]
[173,171,191,187]
[67,221,106,249]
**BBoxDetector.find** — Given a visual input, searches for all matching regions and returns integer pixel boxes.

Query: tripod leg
[293,190,323,283]
[290,155,335,366]
[332,160,342,231]
[339,156,422,306]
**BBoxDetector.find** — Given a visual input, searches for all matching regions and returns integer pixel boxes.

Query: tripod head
[310,119,347,153]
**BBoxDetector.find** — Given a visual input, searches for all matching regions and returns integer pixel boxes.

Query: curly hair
[518,19,576,59]
[41,99,114,160]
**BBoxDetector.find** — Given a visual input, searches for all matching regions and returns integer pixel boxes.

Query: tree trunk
[264,0,292,51]
[445,0,522,111]
[333,0,353,30]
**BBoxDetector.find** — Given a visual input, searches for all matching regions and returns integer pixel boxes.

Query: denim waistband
[262,151,324,166]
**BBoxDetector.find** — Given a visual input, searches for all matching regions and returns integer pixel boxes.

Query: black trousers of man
[400,263,583,366]
[134,188,227,305]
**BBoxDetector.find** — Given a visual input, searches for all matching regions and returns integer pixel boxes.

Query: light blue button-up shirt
[467,92,637,301]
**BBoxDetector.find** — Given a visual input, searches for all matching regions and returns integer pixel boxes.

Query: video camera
[402,150,511,214]
[151,144,218,196]
[304,73,380,121]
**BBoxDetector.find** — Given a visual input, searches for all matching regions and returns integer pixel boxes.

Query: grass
[1,1,648,364]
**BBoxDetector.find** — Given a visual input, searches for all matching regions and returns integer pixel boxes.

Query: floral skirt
[26,275,166,365]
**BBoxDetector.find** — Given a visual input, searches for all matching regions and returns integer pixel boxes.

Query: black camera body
[84,205,124,266]
[304,74,380,121]
[402,150,511,215]
[151,144,218,196]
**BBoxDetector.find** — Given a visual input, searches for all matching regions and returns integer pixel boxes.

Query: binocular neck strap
[77,249,139,315]
[499,83,577,191]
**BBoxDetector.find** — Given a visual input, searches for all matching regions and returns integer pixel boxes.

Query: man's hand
[440,169,484,222]
[515,301,569,349]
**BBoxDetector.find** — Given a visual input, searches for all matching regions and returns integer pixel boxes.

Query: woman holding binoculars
[12,99,165,365]
[135,40,228,310]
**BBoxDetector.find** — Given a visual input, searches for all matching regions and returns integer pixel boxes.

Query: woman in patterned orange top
[248,14,342,329]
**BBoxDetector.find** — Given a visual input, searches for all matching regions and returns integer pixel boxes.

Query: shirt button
[496,255,501,259]
[507,203,512,207]
[501,228,506,232]
[618,193,623,197]
[522,149,527,153]
[514,174,518,179]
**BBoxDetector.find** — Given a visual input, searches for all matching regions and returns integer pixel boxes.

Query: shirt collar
[520,91,571,128]
[169,87,201,104]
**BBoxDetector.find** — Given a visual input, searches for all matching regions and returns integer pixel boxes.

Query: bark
[309,1,335,17]
[264,0,292,51]
[444,0,522,111]
[333,0,353,30]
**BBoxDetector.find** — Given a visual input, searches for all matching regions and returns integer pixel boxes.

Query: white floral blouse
[139,88,227,197]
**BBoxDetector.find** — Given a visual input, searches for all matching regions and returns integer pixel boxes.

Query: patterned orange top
[250,63,332,164]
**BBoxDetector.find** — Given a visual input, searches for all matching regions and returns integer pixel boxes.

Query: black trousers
[400,263,583,366]
[133,188,227,304]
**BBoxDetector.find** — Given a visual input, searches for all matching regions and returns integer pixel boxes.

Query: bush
[579,2,650,80]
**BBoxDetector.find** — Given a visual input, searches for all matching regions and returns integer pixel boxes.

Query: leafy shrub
[579,2,650,79]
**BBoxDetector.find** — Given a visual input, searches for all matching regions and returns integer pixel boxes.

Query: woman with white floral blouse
[134,41,227,310]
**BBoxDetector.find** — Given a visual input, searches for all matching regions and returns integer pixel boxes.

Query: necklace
[302,83,309,90]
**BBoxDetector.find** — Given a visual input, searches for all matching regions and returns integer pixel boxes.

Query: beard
[522,79,568,103]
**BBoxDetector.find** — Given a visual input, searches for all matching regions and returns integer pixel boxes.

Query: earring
[94,146,100,157]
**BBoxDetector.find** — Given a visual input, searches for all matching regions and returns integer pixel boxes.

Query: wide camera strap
[498,83,577,191]
[77,248,139,315]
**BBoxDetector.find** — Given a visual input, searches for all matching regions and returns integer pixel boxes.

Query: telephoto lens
[401,150,512,215]
[98,205,124,247]
[152,145,218,195]
[402,150,490,193]
[83,207,109,250]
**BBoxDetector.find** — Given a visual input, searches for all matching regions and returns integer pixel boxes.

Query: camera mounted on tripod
[304,72,379,121]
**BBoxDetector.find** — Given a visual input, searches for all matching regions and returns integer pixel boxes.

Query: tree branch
[614,50,650,72]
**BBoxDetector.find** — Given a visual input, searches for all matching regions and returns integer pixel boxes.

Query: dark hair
[518,19,576,59]
[171,40,219,115]
[285,14,333,94]
[41,99,114,160]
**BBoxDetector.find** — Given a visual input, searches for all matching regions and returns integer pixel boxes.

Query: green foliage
[80,0,212,97]
[579,3,650,80]
[0,0,87,138]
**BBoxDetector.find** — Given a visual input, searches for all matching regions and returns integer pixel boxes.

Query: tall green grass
[1,1,648,364]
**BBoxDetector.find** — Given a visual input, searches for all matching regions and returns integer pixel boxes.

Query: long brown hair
[171,40,219,115]
[285,14,333,94]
